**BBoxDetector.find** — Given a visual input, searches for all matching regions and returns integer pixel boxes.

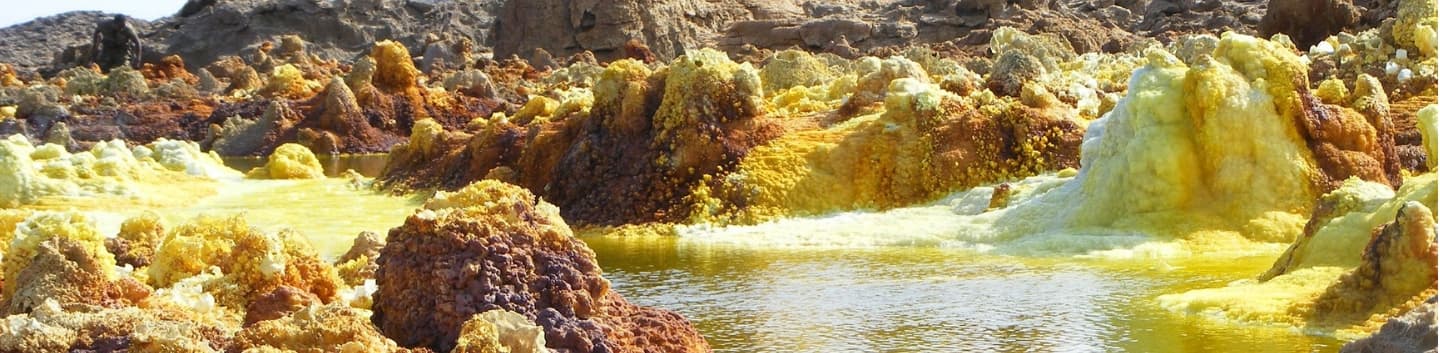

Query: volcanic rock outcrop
[379,44,1099,225]
[381,49,785,225]
[154,0,502,72]
[494,0,750,61]
[371,180,710,353]
[0,11,154,74]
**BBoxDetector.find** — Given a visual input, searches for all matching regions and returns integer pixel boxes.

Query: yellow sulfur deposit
[1420,104,1438,171]
[590,59,655,136]
[146,214,248,288]
[1264,175,1435,275]
[149,214,343,310]
[1158,173,1437,337]
[0,212,115,302]
[721,77,944,222]
[247,143,325,179]
[973,34,1320,245]
[468,309,546,353]
[370,40,420,93]
[425,180,565,224]
[0,135,233,208]
[0,209,32,253]
[259,64,323,99]
[368,40,429,120]
[1392,0,1439,55]
[759,49,836,93]
[511,95,558,125]
[404,118,443,157]
[1315,78,1350,105]
[110,211,165,267]
[231,303,405,352]
[652,48,765,178]
[226,227,343,306]
[452,316,504,353]
[713,62,1081,224]
[1306,200,1437,331]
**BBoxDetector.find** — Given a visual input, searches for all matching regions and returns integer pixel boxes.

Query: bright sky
[3,1,187,28]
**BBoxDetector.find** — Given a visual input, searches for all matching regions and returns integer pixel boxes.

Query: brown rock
[1260,0,1361,48]
[1294,86,1404,191]
[339,231,386,264]
[623,38,658,64]
[140,55,199,85]
[2,238,151,315]
[243,286,322,326]
[1389,95,1436,173]
[372,181,709,353]
[493,0,751,62]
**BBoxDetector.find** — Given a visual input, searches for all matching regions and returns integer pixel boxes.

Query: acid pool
[68,156,1346,352]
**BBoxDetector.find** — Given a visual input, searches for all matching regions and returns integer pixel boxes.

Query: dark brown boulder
[1260,0,1361,48]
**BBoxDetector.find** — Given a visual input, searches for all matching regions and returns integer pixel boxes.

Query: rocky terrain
[0,0,1434,351]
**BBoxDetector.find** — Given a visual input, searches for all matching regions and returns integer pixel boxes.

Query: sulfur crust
[0,135,233,209]
[259,64,323,99]
[1420,105,1438,171]
[972,34,1320,245]
[1157,173,1438,338]
[247,143,325,179]
[0,212,115,302]
[148,214,343,311]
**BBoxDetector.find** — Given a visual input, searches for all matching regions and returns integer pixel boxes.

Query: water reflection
[583,236,1344,353]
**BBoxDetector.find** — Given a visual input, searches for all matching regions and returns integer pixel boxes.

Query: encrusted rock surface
[372,180,709,353]
[1341,296,1438,353]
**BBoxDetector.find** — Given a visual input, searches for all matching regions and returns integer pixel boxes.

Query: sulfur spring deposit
[0,0,1436,351]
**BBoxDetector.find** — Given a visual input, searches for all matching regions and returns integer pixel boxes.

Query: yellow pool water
[22,155,1351,352]
[66,156,423,259]
[171,177,423,257]
[583,235,1346,352]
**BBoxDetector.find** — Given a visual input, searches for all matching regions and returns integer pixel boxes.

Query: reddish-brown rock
[1294,88,1404,191]
[372,181,709,353]
[243,286,323,326]
[1,238,151,315]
